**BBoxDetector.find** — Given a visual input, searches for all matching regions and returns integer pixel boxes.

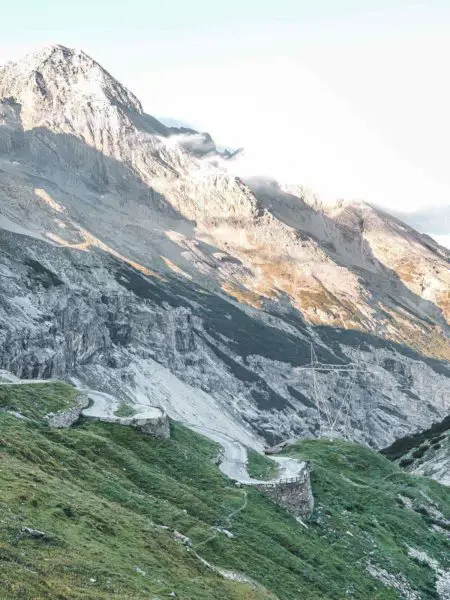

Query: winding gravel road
[0,373,306,485]
[187,424,306,485]
[81,388,164,420]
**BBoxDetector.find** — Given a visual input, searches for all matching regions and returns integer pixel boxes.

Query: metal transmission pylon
[297,343,368,440]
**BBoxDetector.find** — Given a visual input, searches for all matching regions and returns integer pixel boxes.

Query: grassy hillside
[246,447,279,480]
[0,381,79,420]
[283,439,449,598]
[0,383,449,599]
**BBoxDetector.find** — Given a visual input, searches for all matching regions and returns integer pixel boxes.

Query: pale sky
[1,0,449,244]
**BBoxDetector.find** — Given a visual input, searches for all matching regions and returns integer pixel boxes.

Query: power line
[296,343,369,440]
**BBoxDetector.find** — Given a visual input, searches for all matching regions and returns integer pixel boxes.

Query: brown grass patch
[221,282,263,309]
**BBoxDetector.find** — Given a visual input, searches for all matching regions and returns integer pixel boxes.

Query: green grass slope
[246,447,279,480]
[0,383,449,600]
[0,382,79,420]
[283,439,449,598]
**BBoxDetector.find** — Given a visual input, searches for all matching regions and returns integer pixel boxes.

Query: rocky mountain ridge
[0,44,448,452]
[382,415,450,486]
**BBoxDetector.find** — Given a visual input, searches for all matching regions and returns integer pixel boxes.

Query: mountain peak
[2,44,101,82]
[0,44,143,130]
[25,43,80,62]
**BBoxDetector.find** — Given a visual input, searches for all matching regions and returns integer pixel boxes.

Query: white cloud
[145,57,449,213]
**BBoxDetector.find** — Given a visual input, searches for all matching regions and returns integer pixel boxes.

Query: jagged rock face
[0,228,448,449]
[0,45,449,449]
[411,438,449,486]
[382,416,450,486]
[0,45,145,133]
[327,201,450,326]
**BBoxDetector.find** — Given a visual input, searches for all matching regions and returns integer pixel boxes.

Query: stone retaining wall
[45,391,170,439]
[84,412,170,439]
[255,463,314,518]
[45,392,90,428]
